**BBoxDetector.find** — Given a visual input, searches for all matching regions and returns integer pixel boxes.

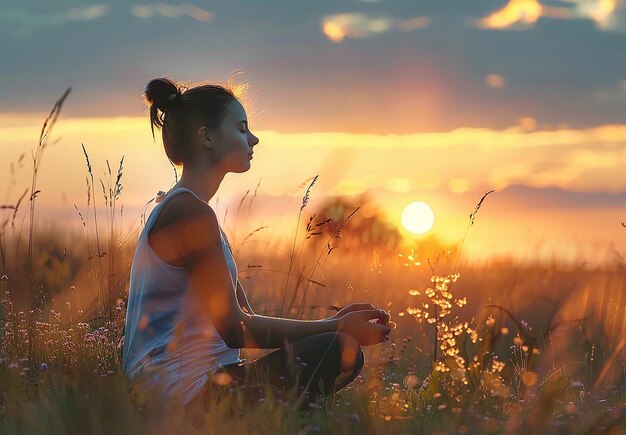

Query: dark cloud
[0,1,624,133]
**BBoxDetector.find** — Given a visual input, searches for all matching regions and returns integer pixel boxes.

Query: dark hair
[144,77,237,165]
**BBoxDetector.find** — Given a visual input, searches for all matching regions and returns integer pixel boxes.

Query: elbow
[221,312,251,349]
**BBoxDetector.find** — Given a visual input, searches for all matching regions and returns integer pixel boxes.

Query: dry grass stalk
[81,143,106,317]
[295,207,359,319]
[25,88,71,369]
[280,175,318,317]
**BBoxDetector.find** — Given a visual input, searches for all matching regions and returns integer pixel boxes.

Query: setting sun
[401,201,435,234]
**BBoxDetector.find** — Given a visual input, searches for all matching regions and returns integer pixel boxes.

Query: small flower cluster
[1,289,126,378]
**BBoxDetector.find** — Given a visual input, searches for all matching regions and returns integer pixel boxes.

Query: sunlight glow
[401,202,435,235]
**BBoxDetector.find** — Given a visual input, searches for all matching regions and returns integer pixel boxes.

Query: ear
[197,126,213,149]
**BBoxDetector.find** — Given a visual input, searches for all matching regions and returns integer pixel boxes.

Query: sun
[401,201,435,235]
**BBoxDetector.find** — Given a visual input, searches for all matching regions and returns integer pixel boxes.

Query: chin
[233,163,251,174]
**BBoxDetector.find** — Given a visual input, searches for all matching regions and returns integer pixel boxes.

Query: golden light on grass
[212,372,233,386]
[401,201,434,235]
[521,371,538,386]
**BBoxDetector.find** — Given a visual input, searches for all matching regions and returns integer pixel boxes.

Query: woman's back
[122,187,241,405]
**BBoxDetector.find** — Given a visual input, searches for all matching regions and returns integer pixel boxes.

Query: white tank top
[122,187,241,406]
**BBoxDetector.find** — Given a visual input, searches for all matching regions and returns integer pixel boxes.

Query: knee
[335,332,362,373]
[296,332,362,373]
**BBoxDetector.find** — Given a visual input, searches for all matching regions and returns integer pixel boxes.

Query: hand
[337,309,391,346]
[332,303,390,325]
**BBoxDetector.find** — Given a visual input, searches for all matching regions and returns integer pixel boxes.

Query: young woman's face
[212,99,259,173]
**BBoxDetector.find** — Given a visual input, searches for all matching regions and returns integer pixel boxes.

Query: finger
[376,311,390,325]
[374,324,392,344]
[361,309,389,321]
[352,303,376,311]
[378,310,390,323]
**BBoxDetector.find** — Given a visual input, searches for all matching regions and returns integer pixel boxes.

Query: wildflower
[0,275,8,282]
[38,363,48,372]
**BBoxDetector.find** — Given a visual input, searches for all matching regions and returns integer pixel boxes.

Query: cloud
[489,147,626,191]
[485,73,506,88]
[259,124,626,151]
[66,5,109,21]
[2,114,626,202]
[321,13,429,42]
[131,3,214,23]
[568,0,622,30]
[0,5,110,37]
[472,0,543,30]
[470,0,625,32]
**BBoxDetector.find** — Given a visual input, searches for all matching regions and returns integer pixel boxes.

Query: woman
[122,77,392,412]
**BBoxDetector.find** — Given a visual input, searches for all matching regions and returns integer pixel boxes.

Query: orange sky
[2,112,626,265]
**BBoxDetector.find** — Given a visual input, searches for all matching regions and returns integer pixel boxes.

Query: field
[1,94,625,434]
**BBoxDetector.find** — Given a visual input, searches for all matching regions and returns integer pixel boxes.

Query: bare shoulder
[152,192,216,225]
[148,192,221,267]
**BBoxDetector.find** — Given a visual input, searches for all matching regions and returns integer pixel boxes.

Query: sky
[1,0,626,264]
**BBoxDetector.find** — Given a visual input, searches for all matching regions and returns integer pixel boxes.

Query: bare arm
[174,195,390,349]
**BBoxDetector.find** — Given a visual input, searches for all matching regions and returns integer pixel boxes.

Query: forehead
[223,99,247,122]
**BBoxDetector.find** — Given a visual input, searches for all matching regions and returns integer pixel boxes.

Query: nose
[249,132,259,148]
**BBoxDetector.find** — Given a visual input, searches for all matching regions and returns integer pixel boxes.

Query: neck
[174,165,225,203]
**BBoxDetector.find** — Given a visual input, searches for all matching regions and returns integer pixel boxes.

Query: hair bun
[144,77,180,112]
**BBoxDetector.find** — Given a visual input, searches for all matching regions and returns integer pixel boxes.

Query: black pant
[201,332,364,410]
